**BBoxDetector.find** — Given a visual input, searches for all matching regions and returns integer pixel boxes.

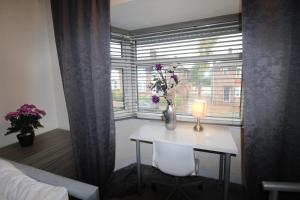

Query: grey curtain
[243,0,300,199]
[51,0,115,191]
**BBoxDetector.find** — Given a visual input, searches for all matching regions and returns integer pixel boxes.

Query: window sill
[136,112,242,126]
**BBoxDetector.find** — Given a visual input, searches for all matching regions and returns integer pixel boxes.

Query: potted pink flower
[4,104,46,147]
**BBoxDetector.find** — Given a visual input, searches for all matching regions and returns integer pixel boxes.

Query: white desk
[130,122,238,200]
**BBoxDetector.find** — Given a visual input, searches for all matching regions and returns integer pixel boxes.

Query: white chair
[152,140,202,200]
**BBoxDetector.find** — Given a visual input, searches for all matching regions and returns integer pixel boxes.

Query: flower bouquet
[149,63,179,130]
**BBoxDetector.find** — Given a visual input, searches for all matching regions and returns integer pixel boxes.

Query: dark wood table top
[0,129,76,178]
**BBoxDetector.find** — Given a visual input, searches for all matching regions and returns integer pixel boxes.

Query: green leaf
[5,127,19,135]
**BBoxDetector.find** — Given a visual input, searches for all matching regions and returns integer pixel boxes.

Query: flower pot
[17,131,35,147]
[163,104,177,130]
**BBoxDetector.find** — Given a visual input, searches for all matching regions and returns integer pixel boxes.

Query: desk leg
[223,153,231,200]
[219,154,224,184]
[136,140,142,193]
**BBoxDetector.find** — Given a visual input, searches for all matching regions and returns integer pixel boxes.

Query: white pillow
[0,159,69,200]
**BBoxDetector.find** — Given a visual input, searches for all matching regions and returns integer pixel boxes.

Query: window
[111,15,243,124]
[223,67,229,75]
[234,87,241,97]
[223,87,231,102]
[110,42,124,112]
[111,69,124,110]
[110,42,122,58]
[110,38,137,119]
[135,19,242,123]
[236,66,242,78]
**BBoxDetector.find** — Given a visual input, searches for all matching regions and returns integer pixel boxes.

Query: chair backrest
[152,140,195,177]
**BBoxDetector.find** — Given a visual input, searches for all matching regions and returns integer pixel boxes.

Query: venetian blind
[133,17,243,124]
[110,32,137,119]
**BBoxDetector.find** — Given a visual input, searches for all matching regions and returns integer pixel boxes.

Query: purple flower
[155,64,162,71]
[20,104,35,110]
[17,104,41,116]
[5,112,19,121]
[171,75,179,84]
[28,111,41,117]
[18,107,31,115]
[28,104,36,109]
[152,95,160,104]
[35,109,46,116]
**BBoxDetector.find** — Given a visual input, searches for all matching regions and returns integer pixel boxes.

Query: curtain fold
[50,0,115,190]
[243,0,300,199]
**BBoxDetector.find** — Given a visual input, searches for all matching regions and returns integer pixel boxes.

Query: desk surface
[130,121,238,155]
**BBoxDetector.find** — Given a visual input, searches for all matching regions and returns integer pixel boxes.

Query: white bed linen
[0,159,69,200]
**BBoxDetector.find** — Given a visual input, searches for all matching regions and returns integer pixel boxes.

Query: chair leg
[195,153,200,176]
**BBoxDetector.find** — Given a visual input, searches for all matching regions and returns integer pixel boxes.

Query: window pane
[111,69,124,110]
[223,86,231,102]
[110,42,122,58]
[236,67,242,78]
[235,87,241,97]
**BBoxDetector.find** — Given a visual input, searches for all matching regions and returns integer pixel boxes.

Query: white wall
[115,119,242,184]
[42,0,70,130]
[0,0,66,147]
